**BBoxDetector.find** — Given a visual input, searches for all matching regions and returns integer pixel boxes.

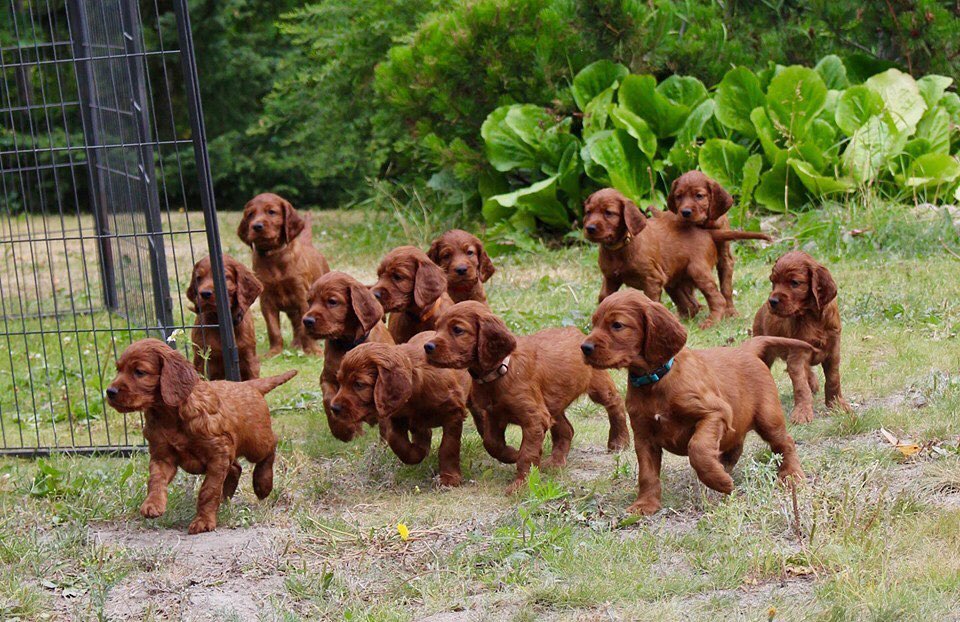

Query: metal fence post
[171,0,240,381]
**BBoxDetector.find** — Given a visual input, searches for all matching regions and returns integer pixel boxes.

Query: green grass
[1,202,959,620]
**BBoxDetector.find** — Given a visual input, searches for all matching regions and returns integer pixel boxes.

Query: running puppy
[371,246,453,343]
[581,290,808,515]
[330,332,471,486]
[106,339,295,534]
[423,302,630,494]
[237,192,330,356]
[753,251,851,423]
[302,271,394,441]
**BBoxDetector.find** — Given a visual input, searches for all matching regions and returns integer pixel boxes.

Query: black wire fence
[0,0,238,456]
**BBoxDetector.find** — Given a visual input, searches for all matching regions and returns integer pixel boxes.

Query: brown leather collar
[470,355,511,384]
[602,233,632,251]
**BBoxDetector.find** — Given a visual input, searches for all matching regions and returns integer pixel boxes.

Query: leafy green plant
[479,56,960,248]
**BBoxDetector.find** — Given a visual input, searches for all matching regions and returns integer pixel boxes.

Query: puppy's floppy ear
[622,198,647,236]
[708,178,734,221]
[281,198,306,243]
[666,178,680,214]
[808,261,838,311]
[426,238,444,267]
[158,345,199,407]
[237,202,254,246]
[232,260,263,323]
[373,352,413,418]
[640,300,687,366]
[186,262,200,310]
[477,241,496,283]
[350,281,383,333]
[476,312,517,370]
[413,257,447,309]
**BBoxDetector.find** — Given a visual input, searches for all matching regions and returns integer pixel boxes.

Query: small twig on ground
[790,478,803,544]
[940,239,960,262]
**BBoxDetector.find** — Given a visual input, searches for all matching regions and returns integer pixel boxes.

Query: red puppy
[371,246,453,343]
[302,271,394,441]
[237,193,330,356]
[106,339,295,533]
[330,332,471,486]
[582,291,808,514]
[753,251,851,423]
[186,254,262,380]
[427,229,496,304]
[424,302,631,494]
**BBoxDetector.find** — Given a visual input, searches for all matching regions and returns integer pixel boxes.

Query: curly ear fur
[351,282,383,333]
[666,178,680,214]
[374,353,413,418]
[808,262,838,312]
[186,263,199,310]
[413,257,447,310]
[622,198,647,236]
[159,345,199,407]
[476,313,517,370]
[232,260,263,323]
[477,243,496,283]
[640,301,687,367]
[237,202,254,246]
[282,199,306,243]
[426,238,443,266]
[708,179,734,221]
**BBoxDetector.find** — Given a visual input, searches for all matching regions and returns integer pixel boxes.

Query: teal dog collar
[628,358,674,387]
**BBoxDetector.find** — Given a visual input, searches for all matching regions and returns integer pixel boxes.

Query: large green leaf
[788,158,855,196]
[902,153,960,190]
[916,105,952,155]
[750,107,784,163]
[755,155,808,213]
[864,69,926,133]
[571,60,629,111]
[487,176,569,228]
[582,85,616,139]
[657,75,708,109]
[739,154,764,209]
[941,92,960,126]
[765,66,827,139]
[835,85,884,136]
[584,129,652,203]
[917,75,953,109]
[481,105,539,171]
[619,74,694,138]
[842,112,908,183]
[714,67,765,137]
[814,55,849,90]
[698,139,750,192]
[609,107,657,160]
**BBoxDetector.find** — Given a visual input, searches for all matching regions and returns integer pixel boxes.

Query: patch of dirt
[90,524,290,621]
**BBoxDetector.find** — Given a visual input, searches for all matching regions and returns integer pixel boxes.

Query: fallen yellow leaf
[397,523,409,541]
[896,444,921,457]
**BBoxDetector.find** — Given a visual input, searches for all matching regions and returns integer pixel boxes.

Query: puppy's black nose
[768,297,780,308]
[455,265,468,276]
[424,342,436,354]
[330,402,343,415]
[200,290,213,300]
[585,224,597,234]
[580,342,595,356]
[372,289,382,300]
[105,387,119,399]
[302,316,315,328]
[681,209,692,218]
[252,222,264,232]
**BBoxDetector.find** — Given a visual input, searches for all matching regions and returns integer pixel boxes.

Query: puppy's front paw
[438,472,463,488]
[790,406,815,425]
[607,433,630,452]
[828,397,853,413]
[505,478,527,496]
[698,318,718,330]
[723,306,740,319]
[627,497,661,515]
[139,497,166,518]
[188,515,217,535]
[266,346,283,358]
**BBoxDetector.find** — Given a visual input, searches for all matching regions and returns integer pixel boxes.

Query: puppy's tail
[246,370,298,395]
[742,336,818,362]
[709,229,772,243]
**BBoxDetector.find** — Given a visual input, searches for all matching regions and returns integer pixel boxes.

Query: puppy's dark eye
[466,249,475,256]
[268,209,277,215]
[790,280,800,288]
[604,210,615,217]
[353,381,367,391]
[327,298,338,306]
[133,369,146,378]
[452,325,465,336]
[611,321,624,331]
[392,274,402,282]
[696,193,706,200]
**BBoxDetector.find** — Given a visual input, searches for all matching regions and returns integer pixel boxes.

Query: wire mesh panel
[0,0,237,456]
